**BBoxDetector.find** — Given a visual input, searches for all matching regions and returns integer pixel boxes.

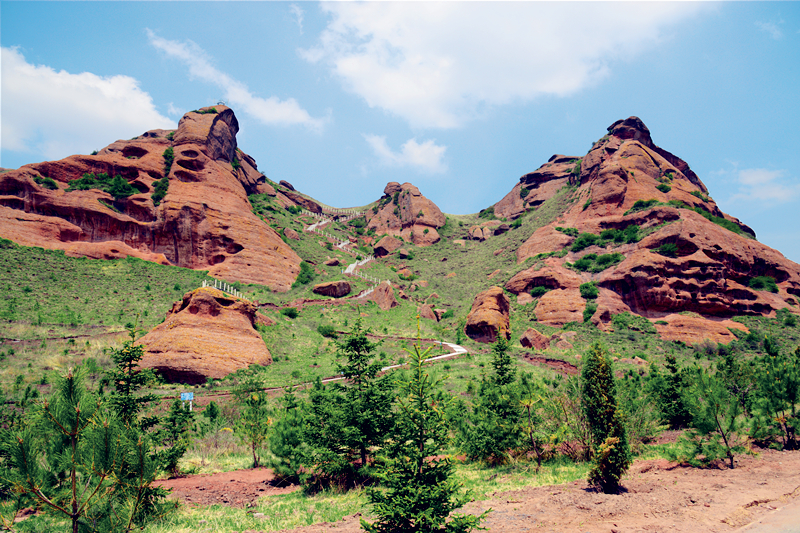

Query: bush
[611,312,656,334]
[520,186,530,198]
[478,206,495,220]
[581,344,631,493]
[162,147,175,175]
[441,309,455,320]
[748,276,778,293]
[656,183,671,193]
[317,324,338,338]
[286,205,301,215]
[571,233,601,252]
[555,226,579,237]
[656,242,679,258]
[231,156,241,170]
[33,175,58,190]
[624,199,660,215]
[530,286,550,298]
[67,172,137,199]
[583,301,597,323]
[579,282,598,300]
[292,261,315,289]
[281,307,299,319]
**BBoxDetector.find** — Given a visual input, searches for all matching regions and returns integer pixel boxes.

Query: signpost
[180,392,194,411]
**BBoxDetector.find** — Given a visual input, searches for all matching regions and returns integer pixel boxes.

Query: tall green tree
[268,387,307,485]
[459,338,521,465]
[647,354,693,429]
[157,399,194,477]
[106,320,158,430]
[301,318,394,489]
[234,378,272,468]
[362,338,487,533]
[581,343,631,494]
[0,368,171,532]
[750,337,799,449]
[677,365,746,469]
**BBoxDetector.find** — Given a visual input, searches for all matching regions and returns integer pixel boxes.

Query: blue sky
[2,1,799,263]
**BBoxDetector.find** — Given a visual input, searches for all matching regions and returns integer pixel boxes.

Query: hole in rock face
[177,158,205,172]
[174,170,201,183]
[210,254,226,265]
[180,150,200,158]
[122,146,149,158]
[188,305,199,315]
[226,242,244,254]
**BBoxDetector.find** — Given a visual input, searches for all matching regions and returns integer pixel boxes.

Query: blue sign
[180,392,194,401]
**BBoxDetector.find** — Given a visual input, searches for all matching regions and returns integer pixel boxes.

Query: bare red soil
[159,449,800,533]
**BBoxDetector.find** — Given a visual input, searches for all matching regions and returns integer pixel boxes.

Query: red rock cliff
[500,117,800,342]
[0,106,301,290]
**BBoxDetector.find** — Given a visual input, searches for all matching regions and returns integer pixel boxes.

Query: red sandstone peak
[496,117,800,343]
[0,106,301,290]
[366,182,446,247]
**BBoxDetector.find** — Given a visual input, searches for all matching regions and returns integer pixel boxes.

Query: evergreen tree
[268,387,307,485]
[581,343,630,494]
[362,337,487,533]
[678,365,746,468]
[750,337,799,449]
[234,378,272,468]
[648,354,693,428]
[459,338,521,465]
[106,320,158,430]
[157,399,194,477]
[0,368,171,532]
[301,318,393,489]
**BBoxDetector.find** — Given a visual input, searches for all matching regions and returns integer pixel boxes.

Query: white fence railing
[201,278,246,300]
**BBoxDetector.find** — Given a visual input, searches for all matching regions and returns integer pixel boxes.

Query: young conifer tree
[581,343,631,494]
[362,333,487,533]
[302,317,393,489]
[0,368,170,532]
[459,337,521,465]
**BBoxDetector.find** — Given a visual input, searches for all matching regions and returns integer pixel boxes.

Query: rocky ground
[157,449,800,533]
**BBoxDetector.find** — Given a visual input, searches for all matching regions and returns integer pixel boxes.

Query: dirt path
[170,449,800,533]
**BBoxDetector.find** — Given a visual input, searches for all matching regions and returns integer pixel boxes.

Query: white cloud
[290,4,304,35]
[147,30,326,132]
[0,46,173,164]
[755,20,783,40]
[364,134,447,174]
[731,168,799,203]
[166,102,182,117]
[302,3,705,129]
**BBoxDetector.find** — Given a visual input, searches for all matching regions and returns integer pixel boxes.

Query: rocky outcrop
[366,182,446,247]
[520,328,550,350]
[652,313,749,345]
[373,235,403,257]
[138,287,271,384]
[493,155,578,220]
[313,280,351,298]
[365,281,399,310]
[0,106,301,290]
[498,116,800,341]
[418,304,438,321]
[464,286,510,343]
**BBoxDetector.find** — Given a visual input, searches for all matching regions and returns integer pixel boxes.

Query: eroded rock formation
[498,117,800,342]
[465,286,510,343]
[138,287,272,384]
[0,106,301,290]
[365,182,446,247]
